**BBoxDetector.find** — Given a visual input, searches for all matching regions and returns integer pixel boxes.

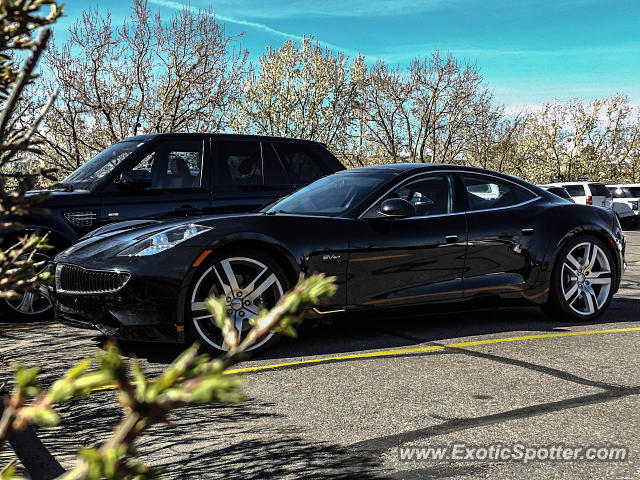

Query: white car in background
[606,185,639,216]
[607,184,640,229]
[545,181,613,209]
[537,185,575,203]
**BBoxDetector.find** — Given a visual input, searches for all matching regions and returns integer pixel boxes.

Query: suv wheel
[0,251,54,322]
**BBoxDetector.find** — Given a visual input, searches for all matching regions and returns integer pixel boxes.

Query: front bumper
[50,247,199,343]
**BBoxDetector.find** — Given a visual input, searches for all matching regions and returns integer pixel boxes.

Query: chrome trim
[358,169,541,220]
[64,211,97,227]
[55,263,130,295]
[312,307,346,315]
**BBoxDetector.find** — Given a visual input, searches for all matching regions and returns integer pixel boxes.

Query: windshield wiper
[50,182,74,192]
[263,209,289,215]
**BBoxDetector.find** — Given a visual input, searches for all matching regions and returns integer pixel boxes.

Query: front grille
[55,264,130,294]
[64,211,97,227]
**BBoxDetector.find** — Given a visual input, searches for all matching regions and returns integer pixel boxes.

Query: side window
[127,140,203,189]
[214,141,262,187]
[262,143,290,186]
[387,174,453,216]
[274,143,327,185]
[462,174,536,211]
[562,185,586,196]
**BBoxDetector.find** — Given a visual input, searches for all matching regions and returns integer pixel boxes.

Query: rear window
[587,183,611,197]
[274,143,329,185]
[627,187,640,197]
[607,186,631,198]
[562,185,586,196]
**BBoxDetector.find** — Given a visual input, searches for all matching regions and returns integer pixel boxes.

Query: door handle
[521,228,534,235]
[445,235,458,243]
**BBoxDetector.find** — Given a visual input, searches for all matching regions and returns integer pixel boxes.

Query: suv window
[462,173,536,211]
[274,143,327,185]
[215,141,262,186]
[127,140,203,189]
[262,143,290,186]
[628,187,640,197]
[562,185,586,196]
[607,186,631,198]
[588,183,612,197]
[388,174,453,216]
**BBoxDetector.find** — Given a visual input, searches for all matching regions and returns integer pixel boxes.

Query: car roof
[552,181,606,186]
[343,163,517,176]
[120,132,326,146]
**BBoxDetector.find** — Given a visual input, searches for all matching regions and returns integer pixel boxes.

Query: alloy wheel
[560,241,612,316]
[3,252,53,317]
[190,256,284,351]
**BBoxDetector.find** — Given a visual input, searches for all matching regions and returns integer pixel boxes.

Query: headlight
[118,224,211,257]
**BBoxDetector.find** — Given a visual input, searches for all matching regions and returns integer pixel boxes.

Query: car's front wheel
[187,248,290,353]
[543,234,616,321]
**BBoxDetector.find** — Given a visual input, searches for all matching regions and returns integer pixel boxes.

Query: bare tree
[360,52,495,165]
[233,36,366,164]
[38,0,249,176]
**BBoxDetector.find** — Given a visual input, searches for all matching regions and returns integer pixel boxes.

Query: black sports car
[51,164,626,352]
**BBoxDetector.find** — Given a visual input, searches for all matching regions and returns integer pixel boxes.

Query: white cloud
[147,0,372,58]
[191,0,453,19]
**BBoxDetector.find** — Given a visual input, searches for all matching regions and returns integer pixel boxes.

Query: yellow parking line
[5,321,639,388]
[85,326,640,392]
[225,326,640,374]
[0,323,62,333]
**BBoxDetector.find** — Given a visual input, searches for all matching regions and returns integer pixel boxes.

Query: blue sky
[54,0,640,108]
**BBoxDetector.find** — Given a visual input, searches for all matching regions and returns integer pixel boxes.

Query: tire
[542,234,616,322]
[0,251,54,322]
[186,247,290,354]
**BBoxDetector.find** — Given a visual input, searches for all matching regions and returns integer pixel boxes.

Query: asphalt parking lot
[1,231,639,479]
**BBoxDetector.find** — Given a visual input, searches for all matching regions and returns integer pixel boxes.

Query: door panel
[459,173,538,297]
[464,207,537,296]
[98,138,211,224]
[349,172,467,309]
[348,214,467,308]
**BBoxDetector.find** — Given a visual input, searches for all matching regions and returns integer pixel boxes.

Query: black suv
[2,133,345,319]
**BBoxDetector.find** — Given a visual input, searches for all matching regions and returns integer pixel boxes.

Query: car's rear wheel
[0,251,53,322]
[187,248,289,354]
[543,234,615,321]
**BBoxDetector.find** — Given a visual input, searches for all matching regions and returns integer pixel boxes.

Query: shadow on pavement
[44,394,390,480]
[114,295,640,364]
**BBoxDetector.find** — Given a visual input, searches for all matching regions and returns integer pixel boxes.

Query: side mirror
[117,170,152,190]
[378,198,416,219]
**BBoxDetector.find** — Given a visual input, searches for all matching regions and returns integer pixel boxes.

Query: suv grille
[55,264,130,294]
[64,211,97,227]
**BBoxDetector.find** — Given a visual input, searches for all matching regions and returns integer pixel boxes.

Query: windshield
[61,140,146,190]
[263,171,394,216]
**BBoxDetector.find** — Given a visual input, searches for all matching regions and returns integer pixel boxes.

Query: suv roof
[550,181,607,186]
[122,132,328,147]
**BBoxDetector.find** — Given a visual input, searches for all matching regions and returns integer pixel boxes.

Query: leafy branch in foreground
[0,274,336,479]
[0,0,63,301]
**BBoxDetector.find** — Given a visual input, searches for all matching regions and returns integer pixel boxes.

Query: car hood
[26,189,94,206]
[56,213,261,263]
